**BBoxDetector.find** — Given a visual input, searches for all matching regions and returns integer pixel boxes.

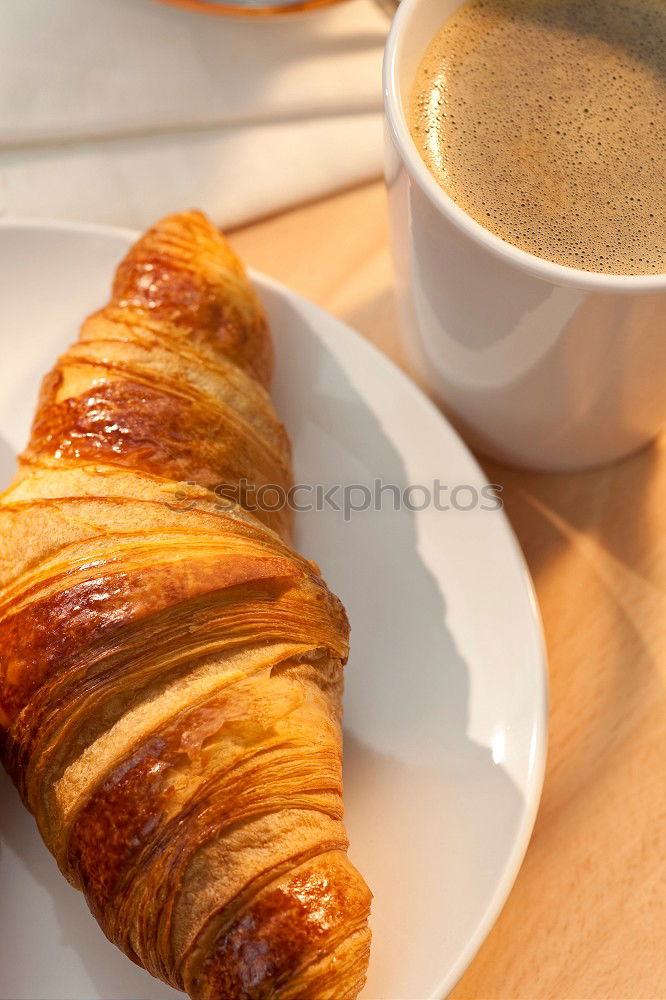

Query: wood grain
[230,181,666,1000]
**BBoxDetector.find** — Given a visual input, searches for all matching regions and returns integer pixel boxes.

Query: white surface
[383,0,666,472]
[0,0,387,227]
[0,220,547,1000]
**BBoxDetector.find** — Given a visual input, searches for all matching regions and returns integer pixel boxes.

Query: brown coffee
[409,0,666,275]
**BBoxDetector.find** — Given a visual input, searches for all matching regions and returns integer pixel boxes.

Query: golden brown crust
[110,210,273,387]
[185,852,372,1000]
[0,211,371,998]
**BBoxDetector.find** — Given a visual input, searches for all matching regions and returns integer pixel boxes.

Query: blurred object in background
[0,0,388,228]
[372,0,400,14]
[156,0,353,15]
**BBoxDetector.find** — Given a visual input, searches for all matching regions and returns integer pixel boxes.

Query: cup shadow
[481,444,660,812]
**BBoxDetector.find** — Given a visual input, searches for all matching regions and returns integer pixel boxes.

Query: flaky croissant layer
[0,211,371,999]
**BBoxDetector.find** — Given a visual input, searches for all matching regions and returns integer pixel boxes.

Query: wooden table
[231,181,666,1000]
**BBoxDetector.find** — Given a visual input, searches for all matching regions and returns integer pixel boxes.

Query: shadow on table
[480,440,661,818]
[482,440,662,580]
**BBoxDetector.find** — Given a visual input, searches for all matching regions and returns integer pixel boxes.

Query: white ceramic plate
[0,220,547,1000]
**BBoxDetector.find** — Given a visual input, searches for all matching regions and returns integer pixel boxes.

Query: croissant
[0,211,371,999]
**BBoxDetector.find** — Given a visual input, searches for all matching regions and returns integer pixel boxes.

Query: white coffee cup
[383,0,666,472]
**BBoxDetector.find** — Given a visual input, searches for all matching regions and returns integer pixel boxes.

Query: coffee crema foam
[409,0,666,275]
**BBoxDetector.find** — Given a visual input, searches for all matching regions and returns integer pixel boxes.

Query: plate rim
[0,216,548,999]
